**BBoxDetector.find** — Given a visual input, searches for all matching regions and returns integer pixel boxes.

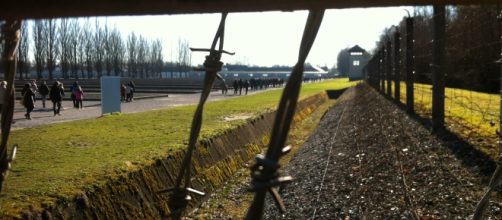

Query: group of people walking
[223,78,285,96]
[120,81,136,102]
[16,80,82,119]
[232,79,250,95]
[0,79,137,120]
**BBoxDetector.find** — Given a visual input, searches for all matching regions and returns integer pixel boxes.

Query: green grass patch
[0,78,357,216]
[388,82,499,159]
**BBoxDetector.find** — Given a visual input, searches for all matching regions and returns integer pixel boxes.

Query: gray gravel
[259,84,502,219]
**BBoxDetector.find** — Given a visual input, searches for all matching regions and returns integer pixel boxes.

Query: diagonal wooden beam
[0,0,500,19]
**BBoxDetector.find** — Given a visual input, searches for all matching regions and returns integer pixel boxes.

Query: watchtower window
[353,60,360,66]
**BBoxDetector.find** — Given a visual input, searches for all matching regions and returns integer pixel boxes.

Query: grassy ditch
[0,78,357,216]
[389,82,499,159]
[188,95,339,219]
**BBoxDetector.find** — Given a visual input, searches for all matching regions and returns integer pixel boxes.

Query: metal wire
[0,20,21,192]
[472,7,502,220]
[157,12,233,218]
[245,9,325,220]
[311,104,347,219]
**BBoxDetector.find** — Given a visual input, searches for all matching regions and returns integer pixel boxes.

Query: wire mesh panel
[413,9,434,119]
[442,6,500,158]
[368,5,501,160]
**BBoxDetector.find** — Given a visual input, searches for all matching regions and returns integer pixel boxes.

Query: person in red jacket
[75,86,84,109]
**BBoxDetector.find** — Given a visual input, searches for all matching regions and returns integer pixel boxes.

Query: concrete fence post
[432,5,446,130]
[406,17,415,113]
[386,40,392,97]
[394,30,401,102]
[380,49,385,93]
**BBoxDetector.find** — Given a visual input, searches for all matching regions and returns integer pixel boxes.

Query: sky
[101,7,412,68]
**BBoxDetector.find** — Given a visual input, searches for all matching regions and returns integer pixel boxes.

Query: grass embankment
[191,96,339,219]
[0,78,357,216]
[388,82,499,159]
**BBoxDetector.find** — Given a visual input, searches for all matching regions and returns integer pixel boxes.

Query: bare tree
[77,21,86,79]
[94,19,105,78]
[151,39,163,78]
[103,24,113,76]
[336,47,351,77]
[59,18,71,79]
[176,38,191,77]
[108,27,125,76]
[18,22,30,80]
[69,19,81,79]
[127,32,138,78]
[144,41,152,78]
[45,19,59,80]
[137,36,147,78]
[33,20,46,79]
[82,20,94,79]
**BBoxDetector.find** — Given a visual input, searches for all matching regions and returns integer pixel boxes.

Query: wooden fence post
[406,17,415,113]
[386,40,392,97]
[394,30,401,102]
[432,5,445,130]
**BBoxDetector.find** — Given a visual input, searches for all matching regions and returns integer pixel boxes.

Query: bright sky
[104,7,412,68]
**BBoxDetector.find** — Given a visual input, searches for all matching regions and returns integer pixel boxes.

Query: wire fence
[366,7,502,217]
[367,6,501,160]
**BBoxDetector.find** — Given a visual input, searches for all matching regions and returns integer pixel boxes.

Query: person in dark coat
[39,81,49,108]
[220,79,228,95]
[128,81,135,101]
[238,79,243,95]
[233,80,238,95]
[22,83,35,120]
[244,80,250,95]
[70,81,79,108]
[49,81,65,116]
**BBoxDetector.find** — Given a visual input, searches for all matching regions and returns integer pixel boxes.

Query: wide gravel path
[11,90,258,130]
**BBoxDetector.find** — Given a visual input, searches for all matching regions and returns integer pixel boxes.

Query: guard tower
[348,45,368,81]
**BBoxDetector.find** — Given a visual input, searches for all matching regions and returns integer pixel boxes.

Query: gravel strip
[261,84,501,219]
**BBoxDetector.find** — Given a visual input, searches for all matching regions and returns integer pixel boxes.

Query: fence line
[365,5,502,219]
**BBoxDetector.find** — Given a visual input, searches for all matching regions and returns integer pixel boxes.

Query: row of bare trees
[11,19,169,80]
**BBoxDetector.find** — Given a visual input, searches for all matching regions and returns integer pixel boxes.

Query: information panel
[101,76,121,114]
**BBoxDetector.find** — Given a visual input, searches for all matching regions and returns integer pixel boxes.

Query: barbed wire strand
[311,104,347,219]
[157,13,232,219]
[245,9,325,220]
[0,20,21,192]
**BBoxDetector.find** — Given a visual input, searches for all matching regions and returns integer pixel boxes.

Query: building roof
[348,45,366,53]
